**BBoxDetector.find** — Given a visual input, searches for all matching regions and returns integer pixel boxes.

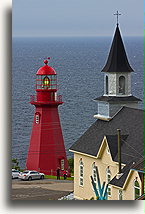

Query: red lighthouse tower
[26,58,69,176]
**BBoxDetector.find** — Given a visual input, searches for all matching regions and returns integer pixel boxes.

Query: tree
[12,158,20,170]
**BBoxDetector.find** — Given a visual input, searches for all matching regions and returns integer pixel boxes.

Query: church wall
[73,153,97,200]
[110,170,142,200]
[123,170,142,200]
[73,140,119,200]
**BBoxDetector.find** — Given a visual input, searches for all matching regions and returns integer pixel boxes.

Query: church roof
[94,95,141,102]
[101,25,134,73]
[109,157,144,188]
[109,162,133,188]
[69,107,143,165]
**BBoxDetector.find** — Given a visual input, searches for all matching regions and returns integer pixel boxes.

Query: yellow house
[69,21,143,200]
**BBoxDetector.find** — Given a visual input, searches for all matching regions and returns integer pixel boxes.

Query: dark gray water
[12,36,143,168]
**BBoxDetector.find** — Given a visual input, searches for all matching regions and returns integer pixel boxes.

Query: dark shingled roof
[106,135,128,161]
[101,25,134,73]
[131,158,144,171]
[109,162,133,188]
[94,96,141,102]
[70,107,143,165]
[109,158,144,188]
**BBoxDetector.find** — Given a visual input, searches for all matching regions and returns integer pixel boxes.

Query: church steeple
[101,25,134,73]
[94,19,141,121]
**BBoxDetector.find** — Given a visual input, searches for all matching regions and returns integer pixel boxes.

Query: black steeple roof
[101,25,134,73]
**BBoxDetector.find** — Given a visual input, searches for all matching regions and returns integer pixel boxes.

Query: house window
[106,76,108,95]
[36,114,39,124]
[134,179,140,199]
[106,167,111,196]
[79,159,84,187]
[119,76,125,94]
[118,189,123,200]
[92,163,97,183]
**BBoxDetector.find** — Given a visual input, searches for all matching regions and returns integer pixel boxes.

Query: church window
[79,159,84,187]
[119,76,125,94]
[106,76,109,95]
[134,179,140,199]
[92,163,97,183]
[118,189,123,200]
[106,167,111,196]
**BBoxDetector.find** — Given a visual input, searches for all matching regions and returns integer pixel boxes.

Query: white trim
[93,114,112,121]
[69,149,97,159]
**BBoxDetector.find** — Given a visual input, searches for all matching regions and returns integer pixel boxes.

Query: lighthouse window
[36,115,39,124]
[119,76,125,94]
[61,159,64,170]
[43,76,50,89]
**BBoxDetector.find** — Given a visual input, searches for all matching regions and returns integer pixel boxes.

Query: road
[12,178,74,200]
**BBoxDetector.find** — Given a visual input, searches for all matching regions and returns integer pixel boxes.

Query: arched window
[134,179,140,199]
[106,167,111,196]
[119,76,125,94]
[79,159,84,186]
[43,76,50,89]
[118,189,123,200]
[106,76,108,95]
[92,163,97,184]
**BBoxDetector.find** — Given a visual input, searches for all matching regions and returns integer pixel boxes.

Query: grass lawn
[44,174,74,180]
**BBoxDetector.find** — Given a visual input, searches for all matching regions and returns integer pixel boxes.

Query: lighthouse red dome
[36,59,56,75]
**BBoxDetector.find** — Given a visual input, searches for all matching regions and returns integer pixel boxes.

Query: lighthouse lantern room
[26,58,69,176]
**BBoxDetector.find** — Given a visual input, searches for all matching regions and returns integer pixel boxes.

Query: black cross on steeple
[114,10,121,25]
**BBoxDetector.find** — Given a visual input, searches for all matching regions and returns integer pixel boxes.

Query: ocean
[12,36,143,168]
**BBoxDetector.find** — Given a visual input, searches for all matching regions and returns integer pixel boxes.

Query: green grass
[44,174,74,181]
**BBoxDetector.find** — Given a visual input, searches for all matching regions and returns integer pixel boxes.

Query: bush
[68,158,74,174]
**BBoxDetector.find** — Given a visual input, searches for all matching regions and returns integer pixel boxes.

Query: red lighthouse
[26,58,69,176]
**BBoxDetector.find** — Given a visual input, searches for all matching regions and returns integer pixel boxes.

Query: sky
[13,0,143,37]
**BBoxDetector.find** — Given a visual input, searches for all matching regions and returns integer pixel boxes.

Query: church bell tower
[94,14,141,120]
